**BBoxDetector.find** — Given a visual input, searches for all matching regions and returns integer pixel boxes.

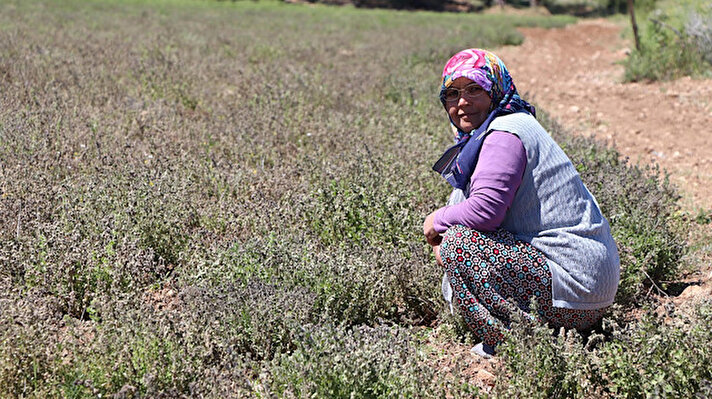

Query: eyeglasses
[443,84,488,103]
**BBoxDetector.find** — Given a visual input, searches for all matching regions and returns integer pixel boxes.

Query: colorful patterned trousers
[440,225,606,346]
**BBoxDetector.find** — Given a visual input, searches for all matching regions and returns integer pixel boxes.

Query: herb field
[1,0,710,397]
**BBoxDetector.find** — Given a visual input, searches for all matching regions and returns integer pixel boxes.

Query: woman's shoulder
[489,112,539,131]
[484,130,524,147]
[489,113,547,144]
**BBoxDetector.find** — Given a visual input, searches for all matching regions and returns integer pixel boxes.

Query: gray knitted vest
[485,113,619,309]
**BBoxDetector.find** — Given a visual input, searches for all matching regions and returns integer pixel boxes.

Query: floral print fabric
[440,225,607,346]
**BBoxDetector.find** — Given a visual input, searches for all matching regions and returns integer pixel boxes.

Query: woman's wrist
[423,211,443,246]
[431,207,448,234]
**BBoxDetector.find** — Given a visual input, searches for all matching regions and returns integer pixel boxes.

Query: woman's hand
[423,211,443,247]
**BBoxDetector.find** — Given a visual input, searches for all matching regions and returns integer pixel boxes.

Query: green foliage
[597,305,712,397]
[542,0,612,16]
[494,319,604,398]
[307,154,419,248]
[263,324,480,398]
[623,0,712,81]
[494,302,712,397]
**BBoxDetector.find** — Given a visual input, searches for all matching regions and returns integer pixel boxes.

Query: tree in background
[628,0,641,50]
[623,0,712,81]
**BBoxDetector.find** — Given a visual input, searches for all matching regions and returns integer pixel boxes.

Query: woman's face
[445,77,492,133]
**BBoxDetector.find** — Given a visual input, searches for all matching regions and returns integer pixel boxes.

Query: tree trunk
[628,0,641,51]
[531,0,538,8]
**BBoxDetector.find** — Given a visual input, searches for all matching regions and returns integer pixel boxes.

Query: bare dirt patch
[495,18,712,211]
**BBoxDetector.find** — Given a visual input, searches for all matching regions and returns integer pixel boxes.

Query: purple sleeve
[433,131,526,233]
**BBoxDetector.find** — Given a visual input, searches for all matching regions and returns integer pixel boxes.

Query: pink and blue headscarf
[433,49,536,190]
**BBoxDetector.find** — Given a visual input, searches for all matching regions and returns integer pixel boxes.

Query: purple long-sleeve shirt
[433,131,526,233]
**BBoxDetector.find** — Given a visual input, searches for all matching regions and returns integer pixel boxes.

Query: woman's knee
[440,225,466,265]
[441,225,469,249]
[440,225,479,275]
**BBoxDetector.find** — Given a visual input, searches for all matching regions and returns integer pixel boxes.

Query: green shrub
[307,154,419,248]
[494,301,712,398]
[0,289,61,398]
[623,0,712,81]
[262,324,480,398]
[542,0,611,16]
[493,319,605,398]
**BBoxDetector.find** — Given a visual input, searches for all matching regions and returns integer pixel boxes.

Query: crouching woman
[423,49,620,358]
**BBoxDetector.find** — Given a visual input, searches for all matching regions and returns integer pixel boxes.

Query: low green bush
[494,301,712,397]
[262,324,480,398]
[307,154,419,248]
[623,0,712,81]
[542,0,611,16]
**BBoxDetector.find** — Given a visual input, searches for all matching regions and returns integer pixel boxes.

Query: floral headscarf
[433,49,536,191]
[439,48,535,142]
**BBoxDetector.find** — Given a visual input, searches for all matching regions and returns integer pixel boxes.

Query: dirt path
[495,18,712,211]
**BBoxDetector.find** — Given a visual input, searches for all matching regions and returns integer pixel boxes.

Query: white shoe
[471,342,496,359]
